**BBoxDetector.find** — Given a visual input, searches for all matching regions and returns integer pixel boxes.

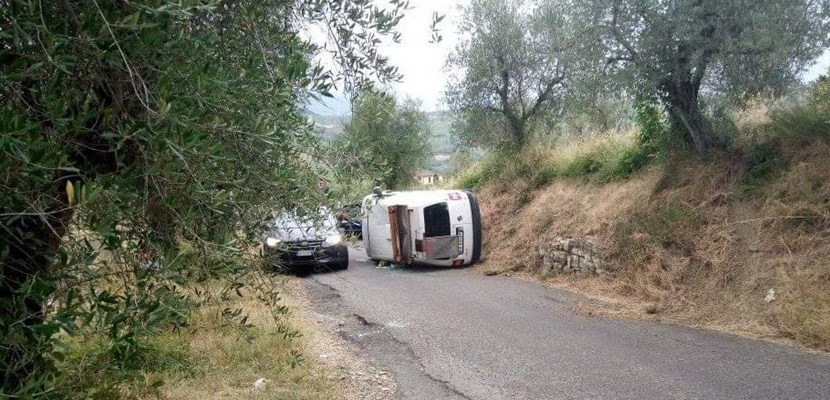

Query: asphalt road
[302,248,830,400]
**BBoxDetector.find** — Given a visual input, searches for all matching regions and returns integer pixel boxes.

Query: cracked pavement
[301,248,830,400]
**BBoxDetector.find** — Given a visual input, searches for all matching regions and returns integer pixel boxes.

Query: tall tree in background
[0,0,405,395]
[447,0,598,147]
[448,0,565,147]
[601,0,830,157]
[344,91,432,189]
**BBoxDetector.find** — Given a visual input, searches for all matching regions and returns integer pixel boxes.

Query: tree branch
[610,0,638,59]
[527,67,565,120]
[495,54,517,122]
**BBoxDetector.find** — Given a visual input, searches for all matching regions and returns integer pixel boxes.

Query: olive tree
[341,91,432,190]
[0,0,405,395]
[447,0,572,148]
[600,0,830,157]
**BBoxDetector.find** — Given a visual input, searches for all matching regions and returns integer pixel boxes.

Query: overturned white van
[361,189,482,267]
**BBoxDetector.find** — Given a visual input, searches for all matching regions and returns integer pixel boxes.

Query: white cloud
[380,0,468,112]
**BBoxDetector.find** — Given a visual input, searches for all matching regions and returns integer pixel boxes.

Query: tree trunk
[671,103,711,157]
[665,82,711,158]
[506,114,526,148]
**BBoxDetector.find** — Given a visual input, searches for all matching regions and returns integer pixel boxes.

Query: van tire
[465,190,483,264]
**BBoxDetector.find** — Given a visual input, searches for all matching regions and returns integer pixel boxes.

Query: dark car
[337,203,363,239]
[261,210,349,275]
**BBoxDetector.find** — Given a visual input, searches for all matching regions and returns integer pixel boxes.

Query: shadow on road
[390,262,475,274]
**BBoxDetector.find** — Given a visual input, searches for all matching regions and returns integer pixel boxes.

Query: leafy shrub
[596,145,651,183]
[742,142,785,191]
[634,101,666,153]
[457,164,488,190]
[708,106,739,150]
[769,106,830,141]
[560,136,651,183]
[530,164,559,189]
[562,152,603,177]
[810,74,830,111]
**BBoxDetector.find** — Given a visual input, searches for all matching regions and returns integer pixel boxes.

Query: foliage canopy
[0,0,405,395]
[600,0,830,156]
[447,0,588,149]
[342,91,432,190]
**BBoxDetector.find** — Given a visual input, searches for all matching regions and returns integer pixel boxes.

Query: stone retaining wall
[537,237,601,276]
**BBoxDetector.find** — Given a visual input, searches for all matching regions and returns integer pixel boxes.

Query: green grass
[553,133,653,184]
[457,131,654,191]
[55,333,194,399]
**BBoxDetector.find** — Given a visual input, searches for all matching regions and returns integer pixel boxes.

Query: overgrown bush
[457,149,539,189]
[769,105,830,141]
[1,0,406,396]
[559,136,651,183]
[741,141,785,191]
[562,152,603,178]
[598,146,651,183]
[707,105,739,150]
[530,165,559,189]
[634,101,666,154]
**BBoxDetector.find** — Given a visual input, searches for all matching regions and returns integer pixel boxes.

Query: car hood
[269,225,333,242]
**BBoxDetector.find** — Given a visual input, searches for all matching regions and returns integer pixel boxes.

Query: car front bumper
[263,243,348,269]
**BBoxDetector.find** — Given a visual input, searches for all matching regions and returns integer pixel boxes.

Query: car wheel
[293,265,312,277]
[336,258,349,270]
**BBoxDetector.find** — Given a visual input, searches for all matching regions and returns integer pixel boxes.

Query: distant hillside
[310,115,346,142]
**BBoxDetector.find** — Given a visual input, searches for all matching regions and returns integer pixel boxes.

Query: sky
[378,0,468,112]
[308,1,830,116]
[307,0,468,115]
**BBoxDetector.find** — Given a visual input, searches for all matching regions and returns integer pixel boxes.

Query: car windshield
[272,210,336,229]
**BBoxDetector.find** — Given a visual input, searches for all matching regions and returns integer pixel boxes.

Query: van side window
[423,202,451,237]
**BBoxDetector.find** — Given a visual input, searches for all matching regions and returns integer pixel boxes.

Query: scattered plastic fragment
[764,288,776,303]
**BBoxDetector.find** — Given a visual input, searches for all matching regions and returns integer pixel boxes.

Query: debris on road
[765,288,776,303]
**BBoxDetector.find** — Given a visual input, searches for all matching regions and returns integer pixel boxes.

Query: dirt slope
[476,139,830,351]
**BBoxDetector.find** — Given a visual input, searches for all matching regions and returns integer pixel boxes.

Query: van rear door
[419,202,461,260]
[388,205,412,263]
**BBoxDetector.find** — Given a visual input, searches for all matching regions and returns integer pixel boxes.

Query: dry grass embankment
[161,278,338,399]
[468,103,830,352]
[58,273,339,400]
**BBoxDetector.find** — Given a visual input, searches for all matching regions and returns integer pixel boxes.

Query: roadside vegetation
[1,0,407,397]
[56,275,336,399]
[325,90,434,197]
[447,0,830,351]
[465,87,830,351]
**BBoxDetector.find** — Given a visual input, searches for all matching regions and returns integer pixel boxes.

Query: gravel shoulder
[284,277,398,400]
